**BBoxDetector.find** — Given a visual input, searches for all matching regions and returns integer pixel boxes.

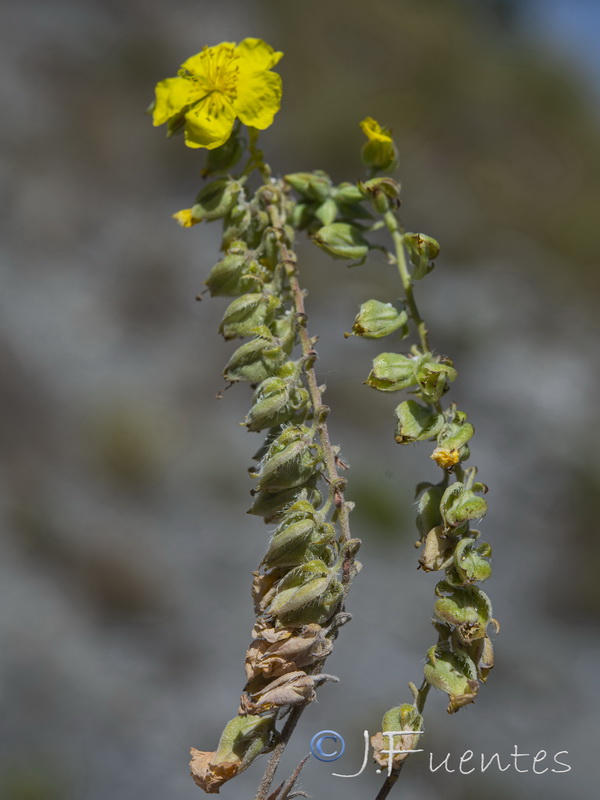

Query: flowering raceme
[151,38,283,149]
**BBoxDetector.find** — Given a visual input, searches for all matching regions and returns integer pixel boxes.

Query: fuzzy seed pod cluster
[295,134,498,773]
[174,164,356,793]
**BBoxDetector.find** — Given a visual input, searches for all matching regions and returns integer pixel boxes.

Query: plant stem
[383,209,430,354]
[374,764,404,800]
[254,707,304,800]
[253,182,356,800]
[266,186,352,548]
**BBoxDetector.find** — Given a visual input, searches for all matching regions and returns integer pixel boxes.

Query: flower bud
[360,117,399,172]
[395,400,444,444]
[366,352,418,392]
[349,299,408,339]
[219,293,280,340]
[312,222,370,262]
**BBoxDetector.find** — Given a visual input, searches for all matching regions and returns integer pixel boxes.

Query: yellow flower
[152,38,283,149]
[360,117,393,143]
[360,116,398,172]
[172,208,198,227]
[431,446,461,469]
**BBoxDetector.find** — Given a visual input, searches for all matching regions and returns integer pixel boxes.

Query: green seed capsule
[253,438,323,493]
[219,293,280,340]
[403,232,440,280]
[244,376,310,432]
[366,352,417,392]
[223,329,287,384]
[350,299,409,340]
[312,222,369,262]
[314,198,338,226]
[276,579,343,626]
[205,249,265,297]
[262,518,316,569]
[268,559,332,616]
[247,484,320,523]
[285,171,332,202]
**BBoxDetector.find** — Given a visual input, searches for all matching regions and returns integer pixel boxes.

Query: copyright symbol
[310,730,346,762]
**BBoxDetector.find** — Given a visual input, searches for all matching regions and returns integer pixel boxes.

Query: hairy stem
[253,183,356,800]
[383,209,430,353]
[374,764,405,800]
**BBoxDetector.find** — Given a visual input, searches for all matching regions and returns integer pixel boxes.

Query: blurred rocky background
[1,0,599,798]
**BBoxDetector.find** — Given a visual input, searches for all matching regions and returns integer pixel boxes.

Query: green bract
[440,481,488,528]
[395,400,444,443]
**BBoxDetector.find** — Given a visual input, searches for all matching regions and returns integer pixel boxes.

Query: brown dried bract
[239,670,317,714]
[189,748,240,794]
[244,623,332,680]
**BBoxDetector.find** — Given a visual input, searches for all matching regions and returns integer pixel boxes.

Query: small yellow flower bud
[172,208,199,227]
[359,117,399,172]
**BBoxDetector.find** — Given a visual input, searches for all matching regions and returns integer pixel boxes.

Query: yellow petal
[184,94,237,149]
[235,38,283,72]
[360,116,393,143]
[234,71,282,130]
[181,42,236,77]
[152,77,195,126]
[172,208,198,227]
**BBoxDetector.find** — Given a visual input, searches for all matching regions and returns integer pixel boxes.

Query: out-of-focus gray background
[1,1,599,798]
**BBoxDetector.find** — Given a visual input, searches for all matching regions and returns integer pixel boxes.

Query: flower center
[190,45,240,102]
